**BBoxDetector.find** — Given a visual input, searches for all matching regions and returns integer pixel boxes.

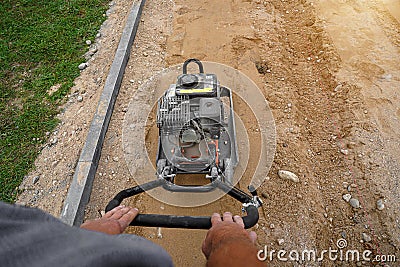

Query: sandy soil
[18,0,399,266]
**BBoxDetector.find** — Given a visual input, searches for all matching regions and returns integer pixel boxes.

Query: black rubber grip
[125,205,259,229]
[182,58,204,74]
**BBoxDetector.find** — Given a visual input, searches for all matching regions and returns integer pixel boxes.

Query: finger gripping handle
[105,199,121,213]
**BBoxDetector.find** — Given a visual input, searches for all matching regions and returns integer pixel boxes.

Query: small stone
[77,96,83,102]
[362,233,371,242]
[269,223,275,229]
[129,79,135,83]
[85,40,92,45]
[382,73,392,81]
[96,33,102,38]
[334,84,342,92]
[157,227,163,239]
[376,199,385,211]
[32,176,40,184]
[277,170,299,183]
[347,142,356,149]
[349,198,360,208]
[347,185,352,192]
[340,149,349,155]
[78,63,88,70]
[342,194,351,202]
[353,215,361,224]
[113,157,119,162]
[89,47,98,54]
[277,239,284,245]
[51,137,58,145]
[341,231,347,239]
[261,192,268,198]
[143,51,149,57]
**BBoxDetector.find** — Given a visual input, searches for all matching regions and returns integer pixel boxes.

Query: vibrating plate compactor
[106,59,262,229]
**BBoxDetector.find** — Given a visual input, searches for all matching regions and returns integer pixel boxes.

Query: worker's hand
[80,205,139,235]
[202,212,257,259]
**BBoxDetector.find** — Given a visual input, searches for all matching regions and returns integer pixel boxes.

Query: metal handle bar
[105,179,260,229]
[182,58,204,74]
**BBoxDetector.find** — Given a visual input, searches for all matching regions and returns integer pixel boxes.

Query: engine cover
[175,73,218,97]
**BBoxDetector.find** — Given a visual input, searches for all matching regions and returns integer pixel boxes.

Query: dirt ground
[18,0,399,266]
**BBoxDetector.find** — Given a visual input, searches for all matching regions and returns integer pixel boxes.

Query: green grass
[0,0,110,202]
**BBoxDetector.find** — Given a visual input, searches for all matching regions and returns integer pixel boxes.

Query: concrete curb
[60,0,146,226]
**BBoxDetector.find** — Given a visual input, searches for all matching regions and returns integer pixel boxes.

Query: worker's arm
[202,212,265,267]
[0,202,173,267]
